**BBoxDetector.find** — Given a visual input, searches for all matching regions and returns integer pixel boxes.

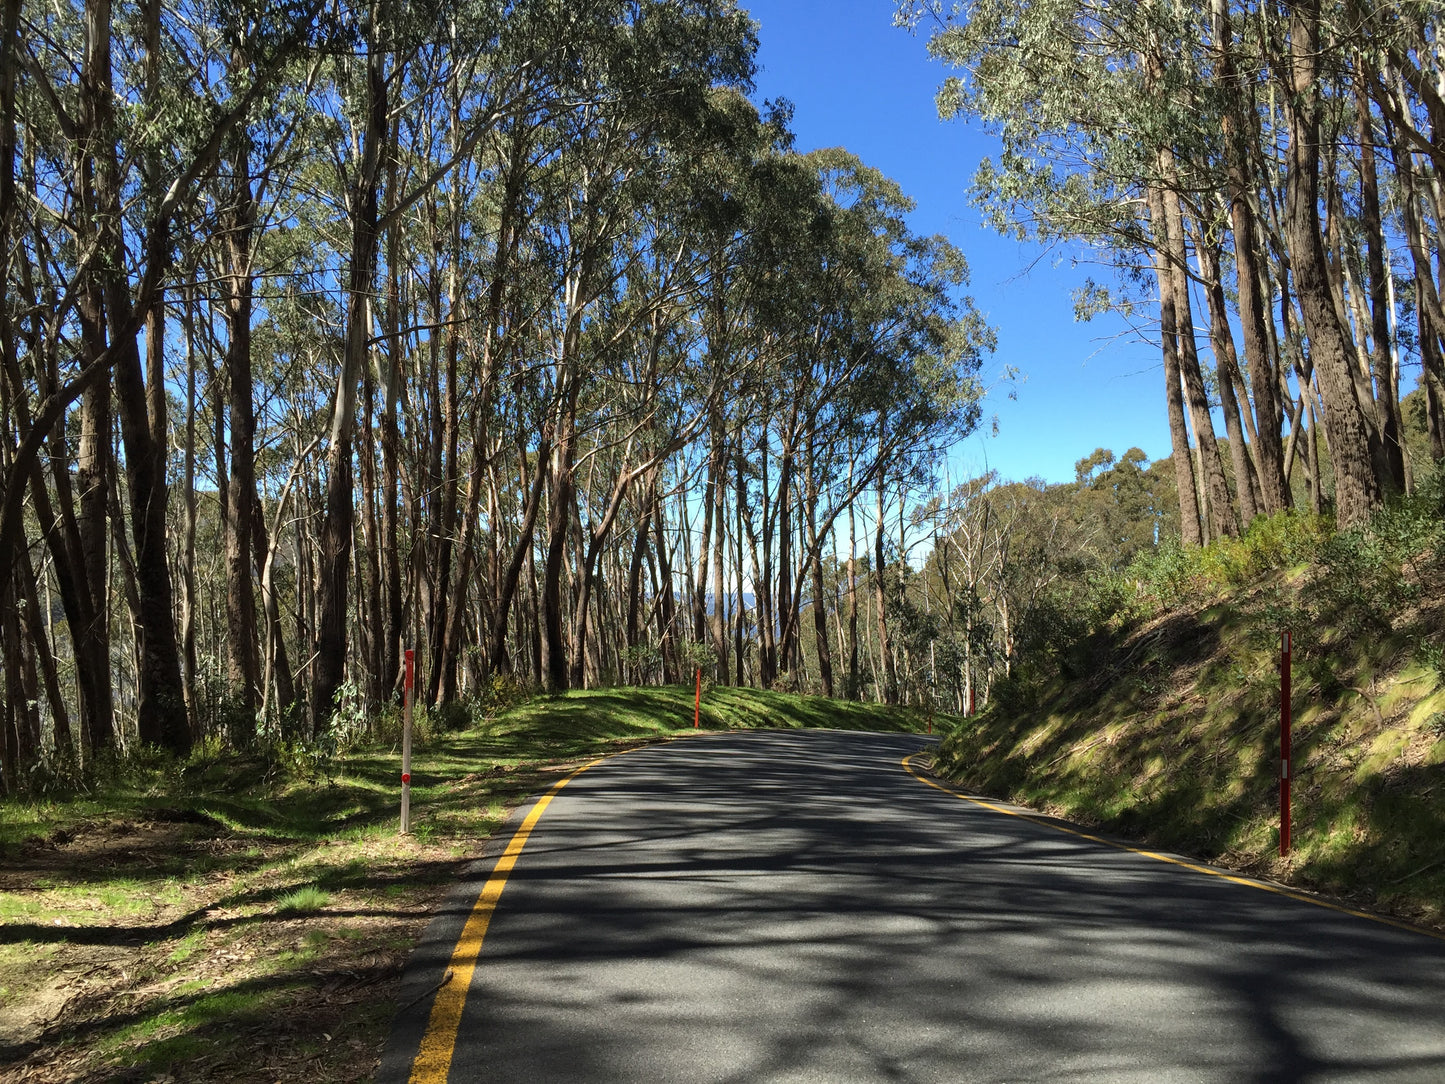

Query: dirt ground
[0,814,466,1083]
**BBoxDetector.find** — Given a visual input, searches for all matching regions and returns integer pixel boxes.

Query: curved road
[380,729,1445,1083]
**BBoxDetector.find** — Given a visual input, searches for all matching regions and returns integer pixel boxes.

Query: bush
[1199,510,1330,586]
[370,702,437,748]
[678,640,718,692]
[474,672,531,719]
[432,699,474,733]
[1127,538,1200,608]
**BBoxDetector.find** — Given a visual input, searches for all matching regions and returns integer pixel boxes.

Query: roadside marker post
[1280,630,1291,857]
[694,667,701,729]
[402,649,414,835]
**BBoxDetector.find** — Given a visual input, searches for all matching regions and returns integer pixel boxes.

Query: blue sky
[742,0,1172,486]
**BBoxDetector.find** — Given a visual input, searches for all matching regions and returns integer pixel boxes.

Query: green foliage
[621,643,665,685]
[676,640,718,692]
[274,885,331,915]
[368,704,437,750]
[1193,511,1331,589]
[1125,511,1331,609]
[934,472,1445,926]
[474,673,533,720]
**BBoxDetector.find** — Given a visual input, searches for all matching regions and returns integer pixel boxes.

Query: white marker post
[401,648,414,835]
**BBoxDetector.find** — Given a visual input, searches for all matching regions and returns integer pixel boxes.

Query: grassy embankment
[0,686,928,1083]
[932,506,1445,929]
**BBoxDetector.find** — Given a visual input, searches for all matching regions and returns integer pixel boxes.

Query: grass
[933,525,1445,929]
[274,885,331,915]
[0,684,920,1082]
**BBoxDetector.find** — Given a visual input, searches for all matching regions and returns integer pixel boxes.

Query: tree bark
[1193,229,1259,524]
[1158,170,1237,540]
[874,479,897,705]
[224,127,260,738]
[1355,73,1406,492]
[1148,186,1203,546]
[1212,0,1290,513]
[311,23,389,732]
[1278,0,1381,526]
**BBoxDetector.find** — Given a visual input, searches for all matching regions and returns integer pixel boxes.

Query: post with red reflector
[1280,630,1291,857]
[402,649,414,835]
[694,667,701,729]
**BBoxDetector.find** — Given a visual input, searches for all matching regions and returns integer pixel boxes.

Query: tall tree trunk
[776,423,797,679]
[625,483,653,670]
[542,416,576,692]
[490,439,551,675]
[359,339,386,702]
[1149,186,1203,547]
[81,0,188,753]
[311,26,388,732]
[1212,0,1290,513]
[846,463,860,701]
[805,444,833,697]
[1159,169,1238,539]
[734,456,746,687]
[381,250,403,700]
[1355,74,1406,491]
[178,279,200,734]
[1193,230,1260,525]
[710,430,729,685]
[652,505,679,684]
[1278,0,1382,526]
[693,441,715,645]
[874,479,897,705]
[756,435,776,687]
[224,128,260,739]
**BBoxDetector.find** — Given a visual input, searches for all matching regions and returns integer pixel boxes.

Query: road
[379,729,1445,1083]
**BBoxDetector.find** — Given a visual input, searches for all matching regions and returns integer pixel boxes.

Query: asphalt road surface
[379,729,1445,1083]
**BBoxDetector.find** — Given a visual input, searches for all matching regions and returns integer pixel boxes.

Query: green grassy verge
[0,686,922,1082]
[933,555,1445,929]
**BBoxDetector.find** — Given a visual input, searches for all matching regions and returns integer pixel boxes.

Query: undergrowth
[940,476,1445,927]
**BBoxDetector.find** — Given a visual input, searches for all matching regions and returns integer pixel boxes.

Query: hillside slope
[932,518,1445,928]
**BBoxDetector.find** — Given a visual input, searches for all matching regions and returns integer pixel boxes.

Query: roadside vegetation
[0,688,928,1083]
[931,478,1445,929]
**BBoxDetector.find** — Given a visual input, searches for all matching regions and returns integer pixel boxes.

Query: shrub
[474,672,531,719]
[1127,538,1199,609]
[370,702,437,748]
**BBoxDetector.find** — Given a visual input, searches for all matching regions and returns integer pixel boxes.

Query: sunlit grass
[1,684,929,1079]
[274,885,331,914]
[933,560,1445,927]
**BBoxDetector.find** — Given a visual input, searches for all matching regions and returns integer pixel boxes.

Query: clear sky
[742,0,1173,486]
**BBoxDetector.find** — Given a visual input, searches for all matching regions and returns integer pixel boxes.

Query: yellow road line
[408,757,607,1084]
[901,752,1445,944]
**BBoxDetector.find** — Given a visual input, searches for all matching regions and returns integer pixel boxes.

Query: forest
[2,0,1444,790]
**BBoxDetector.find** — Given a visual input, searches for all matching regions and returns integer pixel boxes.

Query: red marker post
[694,667,701,729]
[1280,630,1291,857]
[401,649,414,835]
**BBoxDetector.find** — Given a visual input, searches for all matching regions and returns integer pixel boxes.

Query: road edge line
[901,752,1445,944]
[406,756,606,1083]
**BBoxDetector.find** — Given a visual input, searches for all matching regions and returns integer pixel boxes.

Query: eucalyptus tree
[736,147,990,697]
[899,0,1238,541]
[904,0,1445,531]
[1,0,328,756]
[517,0,755,691]
[303,0,641,728]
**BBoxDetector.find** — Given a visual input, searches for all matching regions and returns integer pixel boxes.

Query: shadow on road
[384,730,1445,1084]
